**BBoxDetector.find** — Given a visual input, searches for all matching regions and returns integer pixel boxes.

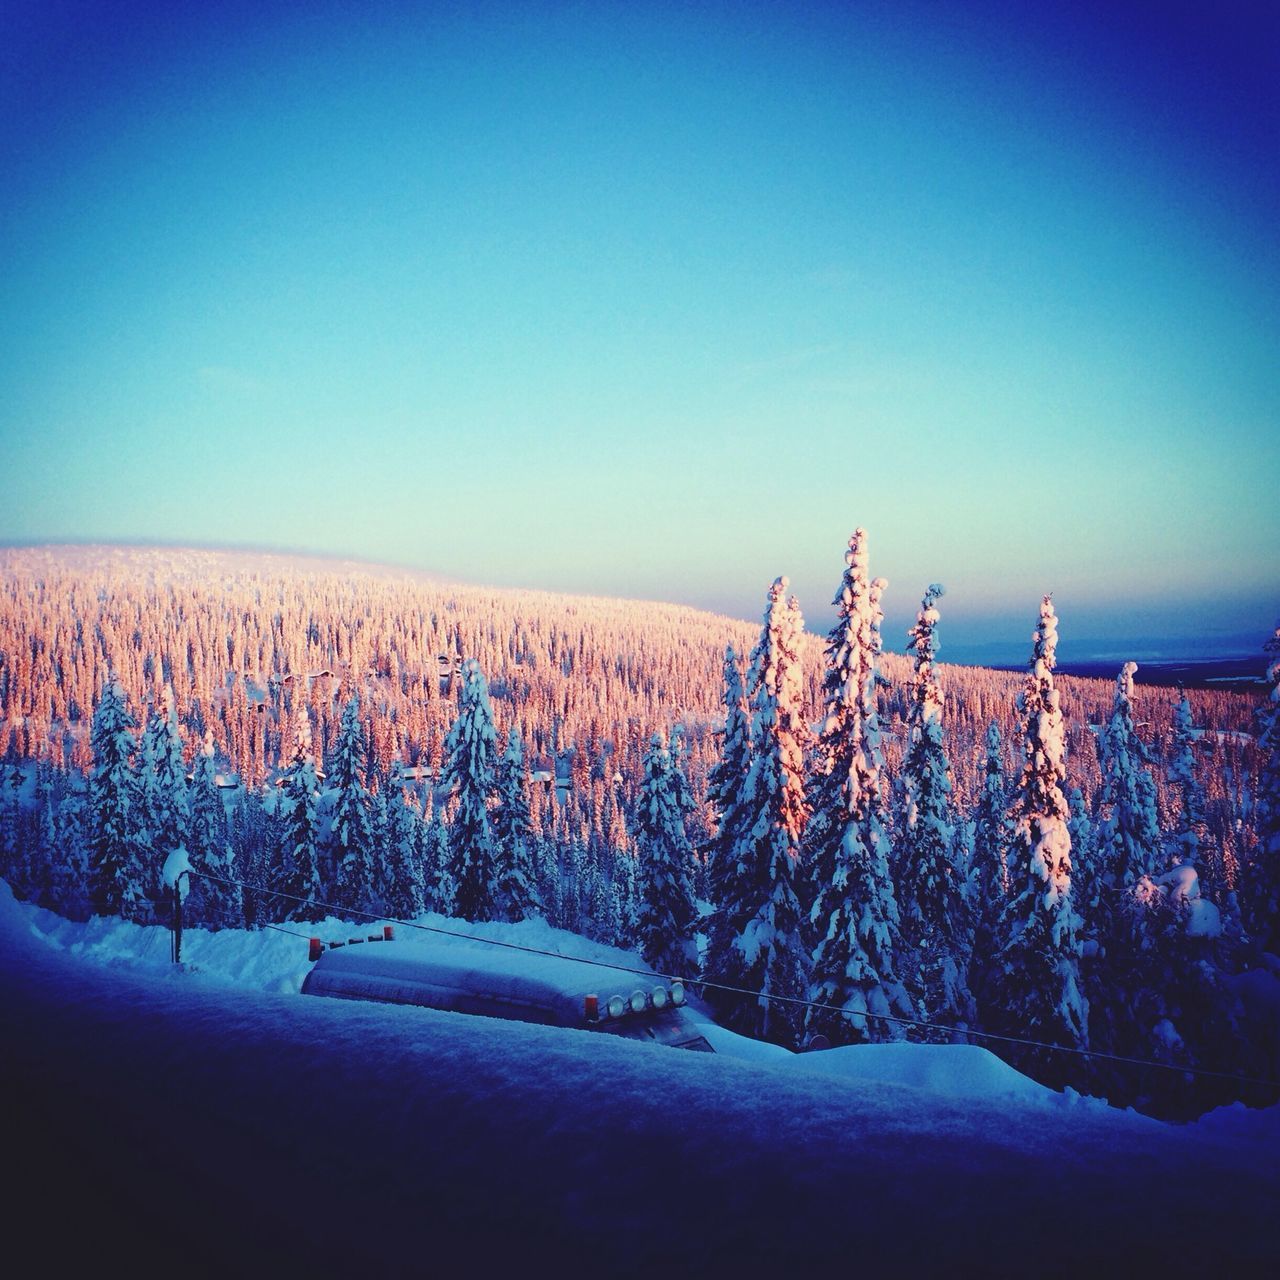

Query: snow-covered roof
[302,938,660,1031]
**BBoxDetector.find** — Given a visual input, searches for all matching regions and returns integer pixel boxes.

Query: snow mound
[161,846,193,896]
[789,1041,1058,1102]
[1188,1099,1280,1146]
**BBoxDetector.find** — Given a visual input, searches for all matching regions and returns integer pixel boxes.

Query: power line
[260,922,314,942]
[187,869,1280,1091]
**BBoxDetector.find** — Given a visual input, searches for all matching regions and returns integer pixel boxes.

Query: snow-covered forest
[1,542,1276,1117]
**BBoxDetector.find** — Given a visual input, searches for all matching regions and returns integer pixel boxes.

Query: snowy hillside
[4,541,1277,1120]
[4,882,1277,1275]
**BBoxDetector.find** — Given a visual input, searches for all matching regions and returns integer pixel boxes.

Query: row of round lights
[587,981,685,1022]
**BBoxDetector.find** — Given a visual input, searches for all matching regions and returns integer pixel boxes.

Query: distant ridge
[0,542,772,636]
[0,542,451,586]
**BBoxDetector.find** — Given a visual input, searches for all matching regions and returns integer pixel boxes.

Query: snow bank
[0,888,1233,1119]
[4,882,1278,1275]
[10,890,1054,1104]
[788,1041,1061,1104]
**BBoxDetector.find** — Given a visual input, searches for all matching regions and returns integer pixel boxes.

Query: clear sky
[2,0,1276,660]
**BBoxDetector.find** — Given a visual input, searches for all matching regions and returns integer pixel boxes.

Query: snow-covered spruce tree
[561,837,587,934]
[706,646,752,901]
[1099,663,1163,890]
[34,770,87,918]
[133,686,191,924]
[982,597,1088,1084]
[273,709,323,923]
[634,732,698,976]
[1163,689,1246,971]
[380,759,425,920]
[328,694,377,913]
[535,833,561,927]
[667,723,700,893]
[440,659,498,922]
[421,801,456,917]
[1169,693,1207,879]
[187,729,242,928]
[968,722,1012,983]
[1242,623,1280,960]
[611,849,639,948]
[8,763,44,905]
[87,678,139,917]
[1066,785,1098,936]
[704,577,810,1047]
[230,787,271,927]
[1143,857,1254,1117]
[35,772,58,899]
[491,726,539,922]
[805,531,914,1046]
[4,764,40,904]
[586,860,614,944]
[1090,662,1168,1059]
[0,762,24,892]
[896,584,974,1033]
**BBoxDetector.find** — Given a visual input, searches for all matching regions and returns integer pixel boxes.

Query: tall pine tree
[634,732,697,976]
[706,645,751,902]
[705,577,809,1048]
[379,759,425,920]
[1169,693,1206,880]
[274,709,323,923]
[896,584,973,1033]
[982,597,1088,1083]
[491,727,539,921]
[1091,662,1167,1058]
[968,721,1011,984]
[667,724,700,899]
[134,686,190,923]
[187,729,242,927]
[422,800,456,917]
[329,694,376,912]
[806,530,914,1045]
[87,679,139,917]
[441,659,498,922]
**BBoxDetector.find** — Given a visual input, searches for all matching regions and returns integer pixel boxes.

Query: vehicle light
[607,994,627,1019]
[651,986,668,1010]
[629,990,648,1014]
[584,994,600,1021]
[670,980,686,1006]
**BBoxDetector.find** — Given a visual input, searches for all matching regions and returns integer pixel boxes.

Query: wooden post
[171,882,184,965]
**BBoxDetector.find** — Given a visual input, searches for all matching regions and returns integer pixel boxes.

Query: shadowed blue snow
[5,882,1279,1272]
[0,1,1276,650]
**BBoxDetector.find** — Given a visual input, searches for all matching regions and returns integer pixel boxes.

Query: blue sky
[1,0,1276,660]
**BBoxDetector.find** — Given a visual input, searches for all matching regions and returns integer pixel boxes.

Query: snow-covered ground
[4,884,1277,1275]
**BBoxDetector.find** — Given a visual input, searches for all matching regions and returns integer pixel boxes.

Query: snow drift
[3,884,1278,1275]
